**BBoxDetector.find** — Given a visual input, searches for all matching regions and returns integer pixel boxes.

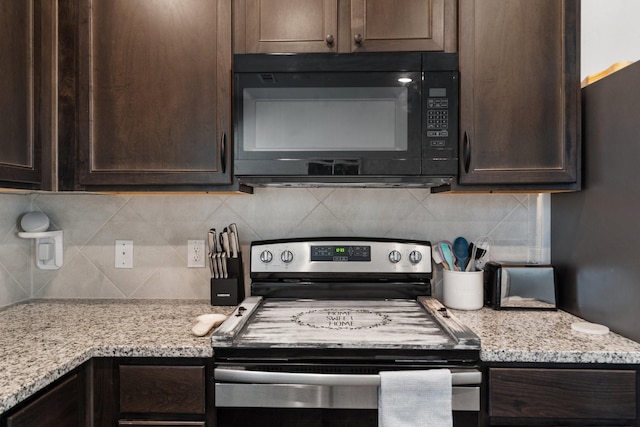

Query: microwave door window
[242,87,409,152]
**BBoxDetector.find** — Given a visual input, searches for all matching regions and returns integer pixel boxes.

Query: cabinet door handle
[220,132,227,174]
[463,131,471,174]
[354,33,364,44]
[325,34,335,46]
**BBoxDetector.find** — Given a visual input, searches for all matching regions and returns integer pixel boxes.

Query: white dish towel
[379,369,452,427]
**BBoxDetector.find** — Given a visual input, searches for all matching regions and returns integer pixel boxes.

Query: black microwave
[233,52,458,189]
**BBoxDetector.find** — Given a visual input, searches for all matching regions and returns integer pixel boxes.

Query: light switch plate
[115,240,133,269]
[188,239,206,268]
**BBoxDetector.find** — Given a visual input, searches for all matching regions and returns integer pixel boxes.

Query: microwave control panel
[422,71,458,175]
[426,96,449,138]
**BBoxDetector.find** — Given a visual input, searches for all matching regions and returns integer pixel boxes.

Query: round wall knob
[409,250,423,264]
[325,34,335,45]
[260,250,273,263]
[354,33,364,44]
[388,250,401,264]
[281,250,294,263]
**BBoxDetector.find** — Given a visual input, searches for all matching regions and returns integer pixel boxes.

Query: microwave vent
[259,73,277,83]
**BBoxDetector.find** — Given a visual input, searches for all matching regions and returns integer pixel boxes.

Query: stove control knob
[259,250,273,263]
[409,250,423,264]
[388,250,402,264]
[281,250,294,263]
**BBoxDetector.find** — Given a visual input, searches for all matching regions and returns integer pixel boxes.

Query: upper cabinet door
[67,0,231,189]
[350,0,451,52]
[242,0,338,53]
[0,1,55,190]
[457,0,580,190]
[235,0,456,53]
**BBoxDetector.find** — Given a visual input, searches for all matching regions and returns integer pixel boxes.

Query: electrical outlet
[115,240,133,269]
[188,239,206,268]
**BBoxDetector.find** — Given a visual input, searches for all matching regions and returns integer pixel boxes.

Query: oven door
[214,366,481,427]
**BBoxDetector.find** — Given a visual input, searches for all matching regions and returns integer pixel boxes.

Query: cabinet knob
[325,34,335,46]
[354,33,364,44]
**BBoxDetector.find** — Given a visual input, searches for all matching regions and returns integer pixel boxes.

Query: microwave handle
[463,131,471,174]
[214,368,482,387]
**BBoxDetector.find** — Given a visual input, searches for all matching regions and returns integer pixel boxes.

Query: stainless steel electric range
[211,238,482,427]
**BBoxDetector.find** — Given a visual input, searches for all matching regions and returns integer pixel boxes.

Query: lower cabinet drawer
[119,365,206,414]
[489,368,637,420]
[118,422,205,426]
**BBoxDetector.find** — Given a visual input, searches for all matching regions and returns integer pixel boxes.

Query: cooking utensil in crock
[437,241,456,271]
[453,237,469,270]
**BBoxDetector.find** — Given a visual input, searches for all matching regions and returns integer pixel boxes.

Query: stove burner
[292,308,391,330]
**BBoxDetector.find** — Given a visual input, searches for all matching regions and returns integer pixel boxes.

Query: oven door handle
[214,368,481,386]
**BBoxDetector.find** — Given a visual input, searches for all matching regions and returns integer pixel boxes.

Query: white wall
[581,0,640,79]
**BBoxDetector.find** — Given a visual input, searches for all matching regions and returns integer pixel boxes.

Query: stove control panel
[251,239,432,275]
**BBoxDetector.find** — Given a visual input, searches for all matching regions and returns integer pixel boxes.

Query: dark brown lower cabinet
[119,365,206,415]
[118,422,205,426]
[0,358,213,427]
[488,367,638,426]
[92,358,214,427]
[4,358,640,427]
[2,369,85,427]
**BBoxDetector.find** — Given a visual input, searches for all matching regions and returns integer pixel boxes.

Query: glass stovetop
[231,299,457,349]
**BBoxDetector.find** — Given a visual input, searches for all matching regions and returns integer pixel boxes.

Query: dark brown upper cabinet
[456,0,580,191]
[233,0,457,54]
[0,1,56,190]
[59,0,232,190]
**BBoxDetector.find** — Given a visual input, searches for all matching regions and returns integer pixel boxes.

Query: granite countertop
[3,300,640,415]
[0,300,235,414]
[451,307,640,364]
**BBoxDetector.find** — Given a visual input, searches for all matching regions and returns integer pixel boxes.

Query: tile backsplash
[0,189,549,307]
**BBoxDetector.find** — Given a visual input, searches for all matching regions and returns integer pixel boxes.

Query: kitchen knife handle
[212,252,219,279]
[208,229,217,254]
[220,252,228,278]
[220,132,227,174]
[229,223,240,254]
[220,232,231,258]
[463,131,471,174]
[228,232,238,258]
[215,253,224,279]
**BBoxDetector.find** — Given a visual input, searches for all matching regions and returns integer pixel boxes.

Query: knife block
[210,255,245,306]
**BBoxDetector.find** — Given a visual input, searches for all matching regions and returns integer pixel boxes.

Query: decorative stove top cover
[212,297,480,350]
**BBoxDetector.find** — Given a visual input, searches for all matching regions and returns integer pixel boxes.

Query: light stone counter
[451,307,640,364]
[0,300,235,414]
[3,300,640,415]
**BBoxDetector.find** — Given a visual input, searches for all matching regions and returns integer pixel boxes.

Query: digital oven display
[310,245,371,262]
